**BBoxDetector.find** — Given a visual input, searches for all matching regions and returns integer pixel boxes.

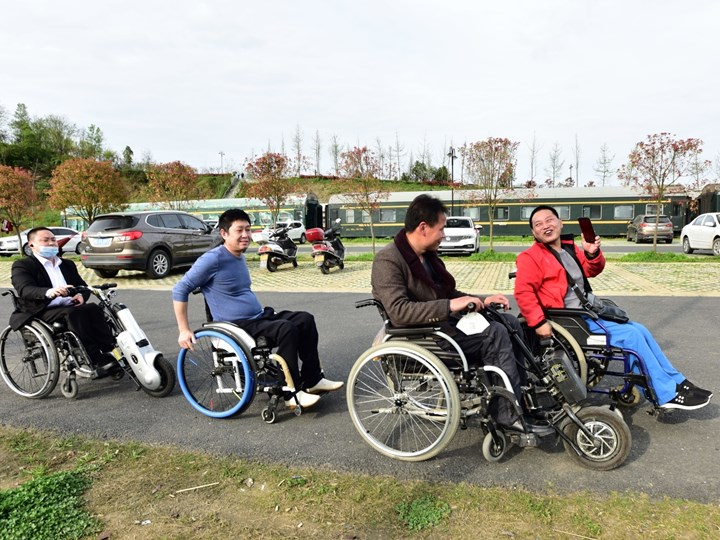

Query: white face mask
[38,246,59,258]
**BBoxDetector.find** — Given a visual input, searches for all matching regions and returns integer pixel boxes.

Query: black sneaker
[678,379,713,399]
[660,388,711,411]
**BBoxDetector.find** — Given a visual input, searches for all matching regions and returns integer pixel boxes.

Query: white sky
[2,0,719,185]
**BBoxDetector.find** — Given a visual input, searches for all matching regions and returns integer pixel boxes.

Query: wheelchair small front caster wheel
[111,369,125,381]
[261,408,277,424]
[61,378,78,400]
[482,431,507,462]
[614,385,641,406]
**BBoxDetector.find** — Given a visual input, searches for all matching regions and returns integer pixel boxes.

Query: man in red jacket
[514,205,711,410]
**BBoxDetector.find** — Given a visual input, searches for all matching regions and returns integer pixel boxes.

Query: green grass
[1,426,719,539]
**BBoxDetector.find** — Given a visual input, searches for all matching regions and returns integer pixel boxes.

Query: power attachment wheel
[266,258,277,272]
[292,259,298,268]
[141,354,176,398]
[293,406,302,417]
[338,260,344,270]
[562,405,631,471]
[261,407,277,424]
[346,341,461,462]
[320,262,330,274]
[61,377,79,399]
[482,430,507,463]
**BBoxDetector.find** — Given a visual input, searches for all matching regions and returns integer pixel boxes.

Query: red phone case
[578,218,596,243]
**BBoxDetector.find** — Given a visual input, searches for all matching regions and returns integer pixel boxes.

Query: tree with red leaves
[47,158,128,225]
[245,152,297,227]
[618,133,705,250]
[338,146,389,254]
[461,138,533,251]
[146,161,207,210]
[0,165,38,248]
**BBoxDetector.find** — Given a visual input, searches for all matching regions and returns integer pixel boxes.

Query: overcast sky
[3,0,719,186]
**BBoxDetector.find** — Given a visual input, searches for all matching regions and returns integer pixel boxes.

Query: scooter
[309,218,345,274]
[256,225,298,272]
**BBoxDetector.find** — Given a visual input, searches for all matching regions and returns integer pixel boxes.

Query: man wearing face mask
[10,227,118,378]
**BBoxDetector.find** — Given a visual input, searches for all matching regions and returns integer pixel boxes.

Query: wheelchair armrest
[385,325,443,337]
[545,307,599,321]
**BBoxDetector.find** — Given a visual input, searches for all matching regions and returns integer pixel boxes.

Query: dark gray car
[626,214,674,243]
[80,211,216,279]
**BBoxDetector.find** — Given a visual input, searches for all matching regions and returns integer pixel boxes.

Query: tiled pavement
[2,260,718,296]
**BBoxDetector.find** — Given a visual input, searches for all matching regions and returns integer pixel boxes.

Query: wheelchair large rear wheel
[177,329,257,418]
[0,322,60,399]
[346,341,461,462]
[562,406,631,471]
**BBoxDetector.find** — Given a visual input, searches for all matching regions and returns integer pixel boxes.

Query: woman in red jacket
[514,205,712,411]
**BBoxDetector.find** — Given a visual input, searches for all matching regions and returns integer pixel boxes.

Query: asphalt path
[1,291,718,502]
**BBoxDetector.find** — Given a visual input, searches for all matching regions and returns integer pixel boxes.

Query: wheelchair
[520,307,658,410]
[346,299,632,470]
[175,295,306,423]
[0,287,175,400]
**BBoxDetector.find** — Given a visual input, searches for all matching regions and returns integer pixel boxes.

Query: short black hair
[218,208,252,232]
[528,205,559,228]
[27,227,53,243]
[405,194,447,232]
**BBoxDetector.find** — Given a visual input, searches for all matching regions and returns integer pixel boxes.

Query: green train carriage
[326,187,690,238]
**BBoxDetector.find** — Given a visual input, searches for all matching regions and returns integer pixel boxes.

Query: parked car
[626,214,674,243]
[680,212,720,256]
[0,226,81,256]
[252,220,307,244]
[438,216,481,255]
[80,210,216,279]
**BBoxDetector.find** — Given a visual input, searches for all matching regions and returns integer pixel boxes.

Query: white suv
[439,216,481,255]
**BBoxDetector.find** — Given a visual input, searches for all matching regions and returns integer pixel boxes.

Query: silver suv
[80,211,215,279]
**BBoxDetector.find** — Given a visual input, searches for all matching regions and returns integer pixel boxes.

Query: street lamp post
[219,151,225,174]
[569,164,573,186]
[447,147,457,216]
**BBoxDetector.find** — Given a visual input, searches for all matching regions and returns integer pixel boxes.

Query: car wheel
[22,243,32,256]
[75,243,83,254]
[665,237,673,244]
[94,269,119,278]
[299,233,306,244]
[626,232,632,242]
[713,238,720,257]
[147,249,171,279]
[682,237,694,254]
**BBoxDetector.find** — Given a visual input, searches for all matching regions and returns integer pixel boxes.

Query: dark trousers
[41,303,115,366]
[451,312,527,425]
[232,309,324,391]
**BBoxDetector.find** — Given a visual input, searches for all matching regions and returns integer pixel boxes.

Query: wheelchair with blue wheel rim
[177,313,302,423]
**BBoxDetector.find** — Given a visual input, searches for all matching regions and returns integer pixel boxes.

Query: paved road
[0,287,718,502]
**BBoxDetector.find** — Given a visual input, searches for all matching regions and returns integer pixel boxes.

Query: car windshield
[446,218,472,228]
[643,216,670,223]
[87,216,138,232]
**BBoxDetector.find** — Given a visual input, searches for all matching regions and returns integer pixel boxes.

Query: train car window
[361,211,371,223]
[465,207,481,219]
[553,206,571,220]
[344,209,355,223]
[494,206,510,220]
[614,205,634,220]
[646,204,664,214]
[520,206,535,220]
[582,205,602,219]
[380,209,396,222]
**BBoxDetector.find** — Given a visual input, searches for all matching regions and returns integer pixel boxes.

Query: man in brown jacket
[371,194,530,430]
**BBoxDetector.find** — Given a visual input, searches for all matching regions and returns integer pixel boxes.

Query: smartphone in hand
[578,217,597,243]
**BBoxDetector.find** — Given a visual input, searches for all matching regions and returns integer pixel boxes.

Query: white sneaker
[306,377,344,394]
[285,390,321,409]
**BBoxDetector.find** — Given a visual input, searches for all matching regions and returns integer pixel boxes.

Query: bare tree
[593,143,616,186]
[572,134,581,186]
[375,137,385,179]
[312,130,321,176]
[418,135,431,169]
[545,143,565,187]
[393,132,405,180]
[528,133,541,182]
[328,134,342,177]
[292,126,304,176]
